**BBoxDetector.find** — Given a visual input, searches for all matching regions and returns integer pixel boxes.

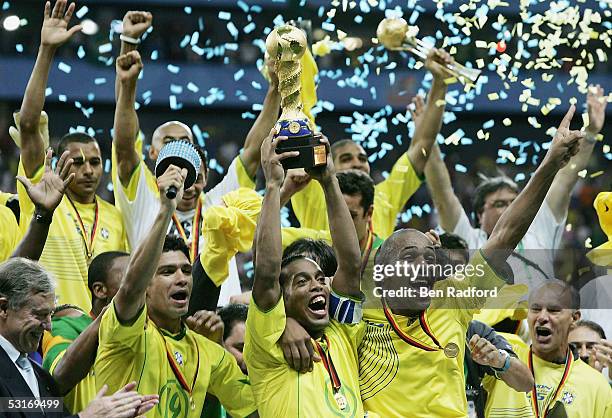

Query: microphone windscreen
[155,140,202,190]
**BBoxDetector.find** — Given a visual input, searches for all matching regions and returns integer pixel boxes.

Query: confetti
[57,62,71,74]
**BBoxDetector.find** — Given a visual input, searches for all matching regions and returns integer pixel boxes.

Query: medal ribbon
[359,224,375,276]
[528,346,573,418]
[67,196,99,259]
[171,198,203,261]
[154,323,200,402]
[382,302,443,352]
[314,335,342,393]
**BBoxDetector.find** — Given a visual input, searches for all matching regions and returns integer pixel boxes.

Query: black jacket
[0,345,77,418]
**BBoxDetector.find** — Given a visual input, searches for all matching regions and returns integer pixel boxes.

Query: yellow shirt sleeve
[200,188,262,286]
[0,206,20,262]
[111,134,158,203]
[281,227,331,249]
[16,159,44,233]
[372,153,423,239]
[99,300,147,350]
[236,154,256,189]
[244,296,287,368]
[206,343,256,417]
[289,180,328,231]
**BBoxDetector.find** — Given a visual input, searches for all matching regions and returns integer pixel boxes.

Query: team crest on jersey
[561,391,575,404]
[174,351,184,365]
[101,228,109,239]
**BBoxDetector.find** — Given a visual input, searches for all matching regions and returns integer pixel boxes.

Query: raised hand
[280,168,311,203]
[469,334,505,369]
[586,84,607,136]
[122,11,153,39]
[545,105,584,169]
[80,382,159,418]
[260,129,298,187]
[116,50,143,84]
[425,48,454,81]
[41,0,82,48]
[157,165,187,212]
[17,149,74,215]
[186,310,224,345]
[305,134,335,184]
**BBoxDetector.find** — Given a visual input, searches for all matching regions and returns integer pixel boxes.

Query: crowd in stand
[0,2,610,417]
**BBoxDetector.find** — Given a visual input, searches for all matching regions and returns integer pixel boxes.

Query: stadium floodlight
[3,15,20,31]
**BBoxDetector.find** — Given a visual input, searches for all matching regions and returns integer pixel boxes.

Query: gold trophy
[376,17,481,84]
[266,24,327,169]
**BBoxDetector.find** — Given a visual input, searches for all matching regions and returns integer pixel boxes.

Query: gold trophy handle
[377,17,481,84]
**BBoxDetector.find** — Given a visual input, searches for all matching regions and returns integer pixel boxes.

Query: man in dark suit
[0,256,158,418]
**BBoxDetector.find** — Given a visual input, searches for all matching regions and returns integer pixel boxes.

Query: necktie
[16,354,40,398]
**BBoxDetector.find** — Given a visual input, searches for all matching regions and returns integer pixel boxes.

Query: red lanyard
[67,196,99,259]
[314,335,342,393]
[154,322,200,410]
[171,198,203,261]
[528,347,573,418]
[382,302,443,352]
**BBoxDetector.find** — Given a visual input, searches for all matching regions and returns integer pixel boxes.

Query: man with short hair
[0,257,158,418]
[94,165,255,417]
[16,0,128,312]
[483,281,612,417]
[288,50,455,240]
[358,106,586,417]
[218,304,249,375]
[568,319,612,378]
[244,132,364,417]
[112,12,280,305]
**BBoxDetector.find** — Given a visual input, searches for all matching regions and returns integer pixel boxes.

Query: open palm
[41,0,82,47]
[586,84,606,135]
[17,150,75,213]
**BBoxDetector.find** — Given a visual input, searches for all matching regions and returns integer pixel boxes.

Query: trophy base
[275,119,327,170]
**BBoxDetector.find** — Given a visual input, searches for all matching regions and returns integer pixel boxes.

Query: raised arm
[406,49,452,176]
[113,11,152,99]
[546,85,607,222]
[424,141,463,232]
[252,132,298,310]
[482,106,584,268]
[308,136,361,297]
[113,166,185,322]
[114,50,143,186]
[239,62,281,178]
[19,0,81,177]
[12,150,74,259]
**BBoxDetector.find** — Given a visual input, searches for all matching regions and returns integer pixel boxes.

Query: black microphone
[155,140,202,199]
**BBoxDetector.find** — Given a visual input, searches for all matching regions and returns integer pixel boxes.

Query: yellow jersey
[359,251,507,417]
[0,205,20,262]
[17,160,128,311]
[291,153,422,239]
[95,301,255,418]
[244,296,365,418]
[483,338,612,418]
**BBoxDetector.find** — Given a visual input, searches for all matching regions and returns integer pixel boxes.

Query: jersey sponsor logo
[159,380,189,418]
[101,228,109,239]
